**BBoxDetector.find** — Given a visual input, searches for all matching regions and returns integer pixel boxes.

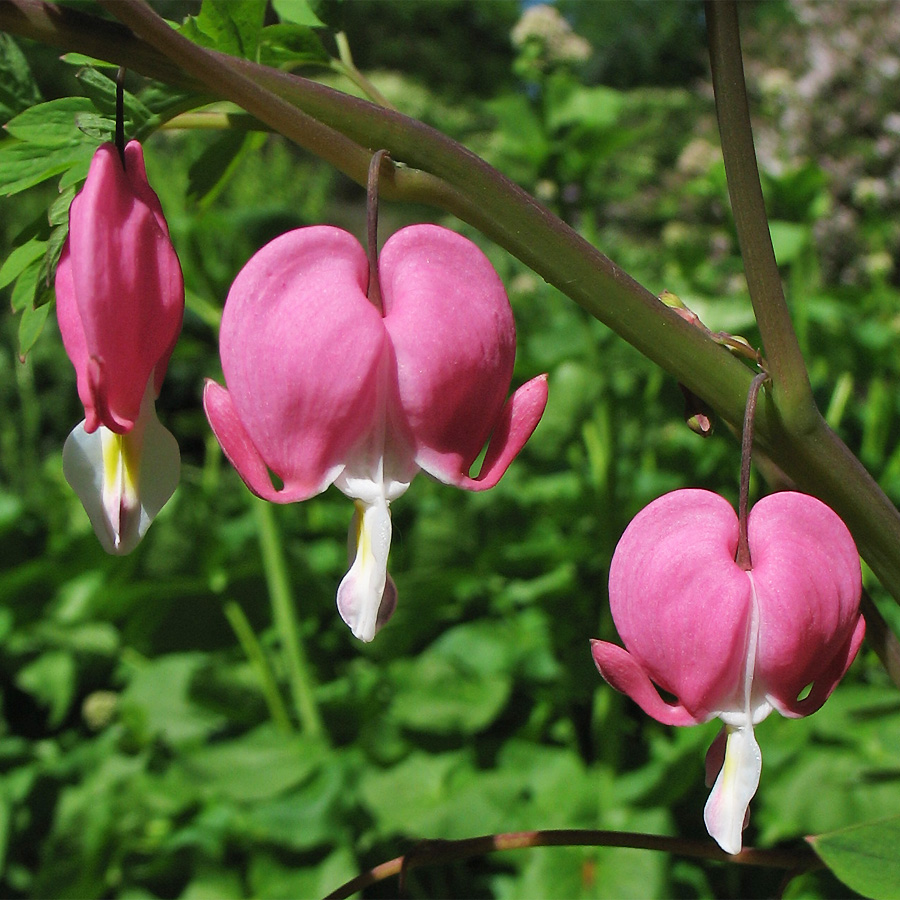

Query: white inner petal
[63,382,179,555]
[703,571,769,853]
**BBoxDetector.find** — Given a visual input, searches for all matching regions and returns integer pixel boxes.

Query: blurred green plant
[0,1,897,898]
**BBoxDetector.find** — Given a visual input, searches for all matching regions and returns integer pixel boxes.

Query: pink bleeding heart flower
[590,488,865,854]
[204,223,548,642]
[56,140,184,554]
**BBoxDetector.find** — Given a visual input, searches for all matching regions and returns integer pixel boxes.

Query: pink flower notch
[56,141,184,554]
[591,488,865,854]
[205,223,548,642]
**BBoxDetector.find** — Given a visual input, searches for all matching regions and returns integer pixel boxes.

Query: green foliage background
[1,1,899,897]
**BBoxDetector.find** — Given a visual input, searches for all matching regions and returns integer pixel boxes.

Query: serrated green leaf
[73,111,114,143]
[258,23,330,68]
[0,239,46,291]
[49,186,76,227]
[809,815,900,900]
[17,295,51,359]
[0,142,93,195]
[0,34,42,123]
[182,0,266,58]
[272,0,326,27]
[9,258,41,313]
[36,224,68,302]
[4,97,94,146]
[57,155,92,191]
[74,67,150,128]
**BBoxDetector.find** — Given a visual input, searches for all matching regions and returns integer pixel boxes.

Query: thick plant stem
[253,498,325,739]
[6,2,900,625]
[705,1,814,423]
[323,829,820,899]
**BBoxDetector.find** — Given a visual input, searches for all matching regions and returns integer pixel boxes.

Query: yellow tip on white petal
[336,497,394,642]
[703,724,762,855]
[63,397,179,555]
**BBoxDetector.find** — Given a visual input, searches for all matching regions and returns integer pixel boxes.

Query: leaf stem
[704,1,813,423]
[253,497,325,740]
[323,829,820,899]
[736,372,769,570]
[332,31,397,110]
[222,599,294,734]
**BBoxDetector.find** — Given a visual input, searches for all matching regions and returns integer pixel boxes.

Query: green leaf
[0,238,46,291]
[15,650,76,728]
[809,815,900,900]
[0,34,41,123]
[271,0,326,27]
[16,297,51,359]
[0,142,93,196]
[35,224,68,305]
[544,76,624,134]
[4,98,94,147]
[74,67,150,127]
[180,725,327,802]
[769,220,810,266]
[120,653,228,747]
[8,257,41,313]
[182,0,267,58]
[258,23,330,68]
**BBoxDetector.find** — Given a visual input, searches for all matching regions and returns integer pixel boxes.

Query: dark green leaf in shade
[808,815,900,900]
[0,34,41,124]
[179,724,328,802]
[14,650,76,728]
[187,129,252,204]
[257,23,330,69]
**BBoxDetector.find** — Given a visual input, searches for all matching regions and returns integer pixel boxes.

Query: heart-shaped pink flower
[591,488,865,853]
[56,141,183,554]
[205,223,547,641]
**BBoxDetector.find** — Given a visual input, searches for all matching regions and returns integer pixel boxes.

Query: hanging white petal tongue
[337,496,395,642]
[63,385,179,555]
[703,723,762,854]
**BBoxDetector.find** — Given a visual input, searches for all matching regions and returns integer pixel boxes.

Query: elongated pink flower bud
[56,141,183,554]
[591,489,864,853]
[205,224,548,641]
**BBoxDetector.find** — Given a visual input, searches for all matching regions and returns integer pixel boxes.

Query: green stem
[253,497,325,739]
[323,829,819,899]
[223,599,294,734]
[332,30,397,110]
[704,1,814,423]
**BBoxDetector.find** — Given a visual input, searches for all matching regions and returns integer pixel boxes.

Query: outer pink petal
[748,491,863,713]
[608,489,753,721]
[56,245,98,430]
[203,381,332,502]
[423,373,548,491]
[590,639,705,726]
[63,141,183,433]
[380,225,528,484]
[217,226,387,494]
